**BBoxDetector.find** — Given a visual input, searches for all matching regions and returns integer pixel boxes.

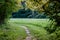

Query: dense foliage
[0,0,21,24]
[12,8,47,18]
[11,1,47,18]
[26,0,60,26]
[43,0,60,26]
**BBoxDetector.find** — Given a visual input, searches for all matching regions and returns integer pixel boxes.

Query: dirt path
[21,26,37,40]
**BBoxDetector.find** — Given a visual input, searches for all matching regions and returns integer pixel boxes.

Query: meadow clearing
[1,18,59,40]
[8,18,50,40]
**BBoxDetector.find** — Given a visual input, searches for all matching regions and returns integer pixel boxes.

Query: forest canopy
[0,0,60,26]
[25,0,60,26]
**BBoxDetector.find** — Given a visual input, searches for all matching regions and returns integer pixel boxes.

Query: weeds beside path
[21,25,37,40]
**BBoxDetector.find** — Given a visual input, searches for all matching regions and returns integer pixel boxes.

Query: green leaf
[0,0,5,3]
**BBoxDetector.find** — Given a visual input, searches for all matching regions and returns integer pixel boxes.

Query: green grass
[0,23,27,40]
[0,18,59,40]
[9,18,49,27]
[8,18,50,40]
[25,25,49,40]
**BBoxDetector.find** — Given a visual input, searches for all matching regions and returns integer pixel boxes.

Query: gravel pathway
[21,26,37,40]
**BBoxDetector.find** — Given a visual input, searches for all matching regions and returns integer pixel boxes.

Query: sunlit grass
[9,18,49,27]
[8,18,60,40]
[0,23,27,40]
[8,18,50,40]
[26,25,49,40]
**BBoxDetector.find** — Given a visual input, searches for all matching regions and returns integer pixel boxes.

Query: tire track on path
[21,26,37,40]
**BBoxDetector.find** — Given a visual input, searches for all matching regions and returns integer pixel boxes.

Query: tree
[25,0,60,34]
[43,0,60,33]
[0,0,21,24]
[26,0,60,26]
[43,0,60,26]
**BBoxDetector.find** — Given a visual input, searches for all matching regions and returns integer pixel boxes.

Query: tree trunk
[0,2,6,24]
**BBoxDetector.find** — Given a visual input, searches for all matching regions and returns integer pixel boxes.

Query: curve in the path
[21,26,37,40]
